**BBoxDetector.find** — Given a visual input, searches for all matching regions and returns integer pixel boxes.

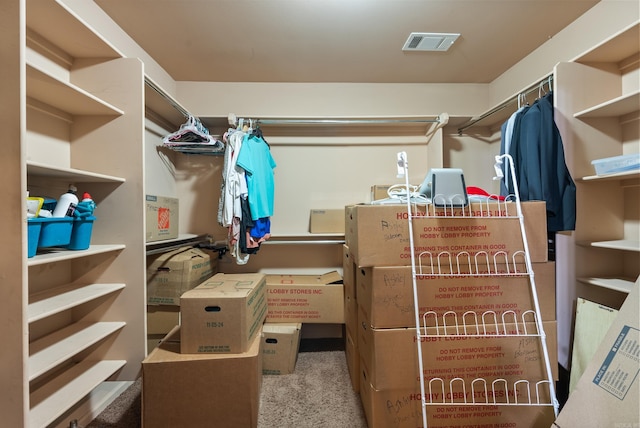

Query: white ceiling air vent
[402,32,460,52]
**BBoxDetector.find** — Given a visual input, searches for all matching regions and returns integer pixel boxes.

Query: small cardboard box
[358,304,558,390]
[357,261,556,329]
[265,271,344,323]
[147,305,180,335]
[345,200,548,267]
[180,273,267,354]
[145,194,179,242]
[553,279,639,428]
[309,209,345,234]
[370,184,393,201]
[262,322,302,375]
[147,246,217,306]
[142,326,262,428]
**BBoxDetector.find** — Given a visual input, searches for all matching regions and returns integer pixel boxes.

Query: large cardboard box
[309,208,345,233]
[358,304,558,390]
[145,194,179,242]
[180,273,267,354]
[343,245,358,336]
[265,271,344,323]
[147,246,217,306]
[553,279,639,428]
[147,305,180,335]
[345,201,548,267]
[357,261,556,329]
[262,322,302,375]
[142,326,262,428]
[359,365,556,428]
[345,327,360,393]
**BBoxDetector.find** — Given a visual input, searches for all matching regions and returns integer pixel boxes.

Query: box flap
[182,273,265,299]
[266,271,343,286]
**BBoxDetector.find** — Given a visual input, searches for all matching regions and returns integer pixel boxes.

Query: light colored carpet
[87,350,367,427]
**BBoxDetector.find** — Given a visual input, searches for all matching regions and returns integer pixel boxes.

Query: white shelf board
[28,244,126,267]
[580,170,640,182]
[28,283,126,323]
[27,161,126,183]
[582,239,640,252]
[26,63,124,116]
[29,321,126,381]
[29,359,126,428]
[26,0,121,60]
[574,91,640,118]
[578,277,634,294]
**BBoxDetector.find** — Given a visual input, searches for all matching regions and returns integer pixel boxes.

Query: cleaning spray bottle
[52,185,79,217]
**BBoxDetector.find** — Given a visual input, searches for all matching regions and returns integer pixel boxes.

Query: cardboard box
[358,304,558,390]
[265,271,345,323]
[142,326,262,428]
[147,305,180,335]
[145,195,179,242]
[180,273,267,354]
[357,261,556,329]
[262,322,302,375]
[309,208,345,233]
[343,245,358,336]
[345,201,548,267]
[147,246,217,306]
[359,365,556,428]
[371,184,393,201]
[345,327,360,392]
[553,279,639,428]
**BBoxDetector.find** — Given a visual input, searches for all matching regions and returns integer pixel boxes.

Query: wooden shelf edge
[28,283,126,324]
[28,244,126,266]
[578,277,634,294]
[29,359,126,428]
[27,161,126,183]
[574,90,640,118]
[29,321,126,381]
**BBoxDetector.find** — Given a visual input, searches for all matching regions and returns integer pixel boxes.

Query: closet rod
[144,76,191,119]
[457,75,553,135]
[228,113,442,126]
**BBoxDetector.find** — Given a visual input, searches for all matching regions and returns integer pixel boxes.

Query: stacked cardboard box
[146,246,217,351]
[345,200,559,428]
[143,273,268,428]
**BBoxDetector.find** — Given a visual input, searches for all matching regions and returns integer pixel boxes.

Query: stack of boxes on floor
[143,249,346,427]
[343,200,558,428]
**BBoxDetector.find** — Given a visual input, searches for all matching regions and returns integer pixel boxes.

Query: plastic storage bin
[65,216,96,250]
[591,153,640,175]
[27,218,45,258]
[37,217,74,248]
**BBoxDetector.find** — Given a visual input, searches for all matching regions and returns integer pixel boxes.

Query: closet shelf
[578,239,640,252]
[26,64,124,116]
[578,277,635,294]
[29,359,126,428]
[146,233,211,255]
[27,161,126,183]
[574,90,640,118]
[579,169,640,183]
[29,321,126,381]
[28,283,126,324]
[26,0,121,60]
[27,244,126,267]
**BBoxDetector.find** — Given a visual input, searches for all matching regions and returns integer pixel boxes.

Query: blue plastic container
[27,218,45,258]
[38,217,74,248]
[65,216,96,250]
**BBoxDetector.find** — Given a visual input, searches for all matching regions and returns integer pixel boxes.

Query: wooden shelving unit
[0,1,147,426]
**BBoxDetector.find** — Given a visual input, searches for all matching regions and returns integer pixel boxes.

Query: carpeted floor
[87,339,367,428]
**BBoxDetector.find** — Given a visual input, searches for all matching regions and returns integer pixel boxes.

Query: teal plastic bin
[38,217,74,248]
[65,216,96,250]
[27,218,45,258]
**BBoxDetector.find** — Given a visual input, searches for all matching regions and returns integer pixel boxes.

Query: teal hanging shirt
[236,133,276,220]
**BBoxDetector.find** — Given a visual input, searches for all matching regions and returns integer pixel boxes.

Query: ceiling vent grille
[402,32,460,52]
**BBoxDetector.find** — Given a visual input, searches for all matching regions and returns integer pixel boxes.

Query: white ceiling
[95,0,601,84]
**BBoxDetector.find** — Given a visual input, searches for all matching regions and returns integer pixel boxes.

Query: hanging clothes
[501,92,576,232]
[236,130,277,221]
